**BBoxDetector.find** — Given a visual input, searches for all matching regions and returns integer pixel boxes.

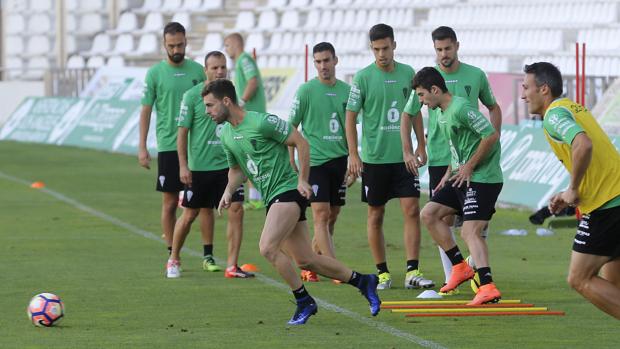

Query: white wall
[0,81,45,126]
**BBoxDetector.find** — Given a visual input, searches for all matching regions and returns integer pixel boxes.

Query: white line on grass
[1,170,446,349]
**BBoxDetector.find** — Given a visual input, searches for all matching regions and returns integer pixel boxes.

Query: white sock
[249,188,261,201]
[439,227,457,283]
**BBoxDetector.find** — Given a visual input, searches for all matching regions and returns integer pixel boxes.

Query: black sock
[477,267,493,286]
[348,271,362,288]
[167,246,172,255]
[445,246,464,265]
[203,244,213,257]
[406,260,419,272]
[292,285,311,303]
[376,262,389,274]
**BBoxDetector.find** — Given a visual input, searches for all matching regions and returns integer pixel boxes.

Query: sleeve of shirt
[259,114,293,144]
[478,71,497,107]
[240,55,259,80]
[141,68,156,106]
[224,146,238,167]
[461,104,495,138]
[177,90,194,128]
[403,91,421,116]
[543,107,584,145]
[346,72,364,113]
[288,86,306,127]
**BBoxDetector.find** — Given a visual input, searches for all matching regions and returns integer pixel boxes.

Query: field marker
[382,304,535,309]
[406,311,565,318]
[382,300,521,305]
[0,170,447,349]
[393,307,548,313]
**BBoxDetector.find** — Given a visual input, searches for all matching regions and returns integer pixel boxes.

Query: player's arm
[401,112,417,174]
[177,127,191,185]
[480,71,502,134]
[218,165,246,215]
[241,77,258,104]
[138,105,153,169]
[284,128,312,198]
[486,103,502,134]
[345,110,361,177]
[568,133,592,192]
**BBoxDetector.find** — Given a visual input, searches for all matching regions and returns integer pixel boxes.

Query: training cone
[30,181,45,189]
[417,290,442,299]
[241,263,259,272]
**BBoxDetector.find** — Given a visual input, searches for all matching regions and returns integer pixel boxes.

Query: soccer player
[522,62,620,319]
[203,79,380,325]
[288,42,350,283]
[432,26,502,292]
[345,23,434,290]
[138,22,205,257]
[224,32,267,210]
[414,67,503,305]
[166,51,253,279]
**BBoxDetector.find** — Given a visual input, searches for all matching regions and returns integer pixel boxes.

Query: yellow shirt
[543,98,620,213]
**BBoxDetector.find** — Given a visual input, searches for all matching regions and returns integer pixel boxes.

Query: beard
[214,105,230,124]
[169,52,184,63]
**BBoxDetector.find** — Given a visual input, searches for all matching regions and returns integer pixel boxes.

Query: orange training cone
[30,181,45,189]
[241,263,259,272]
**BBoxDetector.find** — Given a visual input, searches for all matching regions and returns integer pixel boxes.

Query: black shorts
[181,169,244,209]
[156,151,184,193]
[430,181,503,221]
[361,162,420,206]
[309,156,347,206]
[573,205,620,257]
[266,190,308,222]
[428,165,449,198]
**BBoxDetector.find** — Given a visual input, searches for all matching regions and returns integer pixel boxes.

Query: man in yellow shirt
[522,62,620,319]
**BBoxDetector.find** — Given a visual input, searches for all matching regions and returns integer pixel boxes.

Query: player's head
[202,79,238,124]
[163,22,186,64]
[204,51,228,81]
[412,67,448,109]
[313,42,338,82]
[369,24,396,69]
[522,62,563,115]
[224,33,244,60]
[432,26,459,69]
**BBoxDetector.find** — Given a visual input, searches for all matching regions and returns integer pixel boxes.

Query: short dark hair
[412,67,448,93]
[204,50,226,67]
[431,26,457,42]
[313,42,336,57]
[369,23,394,42]
[201,79,237,104]
[163,22,186,37]
[523,62,564,98]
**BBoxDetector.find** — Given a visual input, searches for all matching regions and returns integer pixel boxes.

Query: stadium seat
[66,55,86,69]
[106,56,126,67]
[311,0,332,7]
[318,10,333,29]
[3,0,27,12]
[66,14,77,32]
[112,12,139,34]
[5,36,24,55]
[246,33,266,52]
[342,10,356,30]
[28,14,53,35]
[112,34,135,55]
[265,0,287,8]
[279,32,294,52]
[280,10,300,29]
[137,0,162,13]
[86,34,112,56]
[171,12,192,31]
[267,32,282,52]
[5,15,25,35]
[290,0,309,8]
[79,0,106,11]
[235,11,255,31]
[66,0,78,11]
[30,0,53,12]
[134,34,159,55]
[66,35,77,54]
[4,57,24,79]
[266,55,279,68]
[78,14,104,35]
[305,10,320,29]
[199,33,223,53]
[277,55,291,68]
[162,0,183,12]
[24,57,50,80]
[26,36,51,56]
[258,11,278,30]
[141,13,165,33]
[86,55,106,68]
[182,0,203,11]
[202,0,223,10]
[330,10,344,30]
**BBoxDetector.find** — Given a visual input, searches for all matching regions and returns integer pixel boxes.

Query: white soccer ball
[27,293,65,327]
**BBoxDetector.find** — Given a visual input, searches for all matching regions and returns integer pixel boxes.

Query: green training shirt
[346,61,414,164]
[220,111,298,204]
[141,59,205,152]
[437,96,502,183]
[178,82,228,171]
[426,62,497,166]
[234,52,267,113]
[289,78,350,166]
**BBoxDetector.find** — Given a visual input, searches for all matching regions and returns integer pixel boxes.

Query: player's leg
[156,151,184,252]
[161,192,178,248]
[568,252,620,319]
[166,206,199,278]
[428,166,456,286]
[224,185,253,278]
[198,208,221,271]
[600,257,620,288]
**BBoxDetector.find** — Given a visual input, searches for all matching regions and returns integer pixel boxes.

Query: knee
[404,204,420,219]
[420,206,435,226]
[368,207,385,228]
[259,242,278,262]
[313,207,330,224]
[228,203,244,219]
[180,209,199,223]
[567,269,591,293]
[295,256,315,270]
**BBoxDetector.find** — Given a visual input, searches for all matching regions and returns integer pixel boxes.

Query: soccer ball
[27,293,64,327]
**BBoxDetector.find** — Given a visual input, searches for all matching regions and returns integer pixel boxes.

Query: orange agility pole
[382,303,535,310]
[406,311,565,317]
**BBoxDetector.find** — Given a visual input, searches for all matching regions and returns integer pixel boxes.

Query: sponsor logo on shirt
[173,73,186,77]
[384,80,397,84]
[325,93,337,97]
